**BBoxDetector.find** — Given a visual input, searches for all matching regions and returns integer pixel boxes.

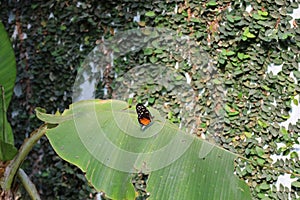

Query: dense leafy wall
[1,0,300,199]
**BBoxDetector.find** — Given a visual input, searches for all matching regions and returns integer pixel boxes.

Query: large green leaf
[0,21,17,161]
[36,99,251,199]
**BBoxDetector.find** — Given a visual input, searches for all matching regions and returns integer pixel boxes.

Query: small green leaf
[291,181,300,188]
[259,182,270,190]
[258,119,268,128]
[238,92,243,99]
[257,193,266,199]
[237,52,250,60]
[265,29,278,39]
[127,98,133,106]
[224,104,232,112]
[148,97,155,104]
[145,11,156,17]
[60,25,67,31]
[31,4,39,9]
[149,56,158,63]
[275,0,285,6]
[190,18,201,23]
[234,16,242,21]
[221,49,227,56]
[144,48,153,55]
[252,14,266,20]
[218,58,225,64]
[226,51,235,56]
[261,85,270,91]
[234,69,243,76]
[293,70,300,79]
[290,152,298,159]
[279,32,294,40]
[280,127,288,135]
[256,157,265,165]
[154,49,163,54]
[244,132,252,138]
[281,115,290,119]
[212,78,222,84]
[200,123,207,128]
[137,21,145,27]
[243,27,256,38]
[224,105,239,116]
[255,146,265,157]
[167,111,173,119]
[282,148,290,156]
[206,0,217,7]
[273,58,283,65]
[293,98,298,106]
[227,15,234,23]
[258,10,268,17]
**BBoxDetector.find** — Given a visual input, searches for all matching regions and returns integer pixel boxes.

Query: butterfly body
[136,103,153,128]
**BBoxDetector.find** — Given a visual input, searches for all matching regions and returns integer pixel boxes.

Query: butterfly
[136,103,153,129]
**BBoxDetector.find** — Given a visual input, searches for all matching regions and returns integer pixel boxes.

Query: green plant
[1,0,300,198]
[35,99,252,199]
[0,21,43,200]
[0,21,252,199]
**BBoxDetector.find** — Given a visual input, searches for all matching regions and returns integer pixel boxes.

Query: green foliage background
[1,0,300,199]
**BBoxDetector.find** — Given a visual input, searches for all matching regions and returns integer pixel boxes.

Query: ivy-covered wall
[1,0,300,199]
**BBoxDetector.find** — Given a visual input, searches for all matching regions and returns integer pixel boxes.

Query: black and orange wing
[136,103,153,127]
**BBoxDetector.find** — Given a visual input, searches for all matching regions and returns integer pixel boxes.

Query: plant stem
[1,124,48,190]
[1,85,6,142]
[17,168,41,200]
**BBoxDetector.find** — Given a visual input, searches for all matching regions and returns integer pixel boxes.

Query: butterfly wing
[136,103,153,126]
